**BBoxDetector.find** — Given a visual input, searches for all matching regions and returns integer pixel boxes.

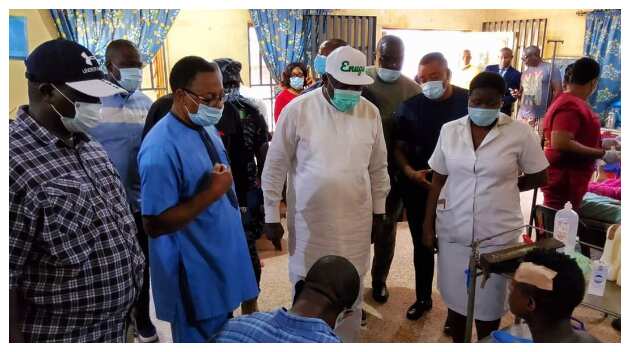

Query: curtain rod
[576,10,593,16]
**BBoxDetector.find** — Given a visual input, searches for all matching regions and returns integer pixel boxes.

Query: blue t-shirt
[393,86,469,171]
[138,113,259,322]
[211,308,341,343]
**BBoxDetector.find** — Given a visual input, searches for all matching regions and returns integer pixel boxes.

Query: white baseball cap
[325,46,374,86]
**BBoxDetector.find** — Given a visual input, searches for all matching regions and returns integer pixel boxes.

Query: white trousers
[289,271,364,342]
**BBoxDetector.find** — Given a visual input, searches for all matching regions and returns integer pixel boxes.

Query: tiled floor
[145,190,621,343]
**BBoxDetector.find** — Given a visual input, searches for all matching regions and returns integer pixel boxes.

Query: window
[482,19,548,71]
[9,16,28,60]
[383,29,513,83]
[245,25,277,131]
[140,44,169,101]
[304,15,377,68]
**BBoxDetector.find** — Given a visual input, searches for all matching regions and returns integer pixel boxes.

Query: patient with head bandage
[507,248,600,343]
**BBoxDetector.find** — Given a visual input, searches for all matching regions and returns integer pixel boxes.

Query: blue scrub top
[138,112,259,323]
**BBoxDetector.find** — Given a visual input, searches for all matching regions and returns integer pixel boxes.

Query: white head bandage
[514,262,558,291]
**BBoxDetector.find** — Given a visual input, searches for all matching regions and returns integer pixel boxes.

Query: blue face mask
[290,76,305,90]
[421,80,446,100]
[377,68,401,83]
[313,55,327,75]
[113,65,143,93]
[331,88,361,112]
[468,107,500,127]
[186,93,223,126]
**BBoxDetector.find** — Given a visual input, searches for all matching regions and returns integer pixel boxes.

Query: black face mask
[224,87,240,102]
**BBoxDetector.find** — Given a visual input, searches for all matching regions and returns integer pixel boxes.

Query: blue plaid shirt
[211,308,340,343]
[9,107,145,342]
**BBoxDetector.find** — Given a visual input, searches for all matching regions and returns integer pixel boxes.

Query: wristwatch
[373,214,386,221]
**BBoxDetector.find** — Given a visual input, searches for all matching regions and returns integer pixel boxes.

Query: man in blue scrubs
[138,56,259,342]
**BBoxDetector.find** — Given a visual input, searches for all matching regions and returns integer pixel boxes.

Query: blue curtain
[249,9,330,82]
[50,9,179,64]
[584,9,621,125]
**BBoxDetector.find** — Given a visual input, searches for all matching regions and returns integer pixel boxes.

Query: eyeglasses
[183,88,226,106]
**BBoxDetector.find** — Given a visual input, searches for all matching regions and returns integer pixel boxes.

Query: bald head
[319,38,348,57]
[105,39,142,81]
[523,46,542,67]
[106,40,140,66]
[462,49,472,66]
[299,255,360,310]
[376,35,404,70]
[524,46,541,56]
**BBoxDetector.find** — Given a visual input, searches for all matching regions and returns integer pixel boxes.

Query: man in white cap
[262,45,390,342]
[10,39,144,342]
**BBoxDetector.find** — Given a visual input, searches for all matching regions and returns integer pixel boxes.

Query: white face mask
[377,68,401,82]
[115,66,143,93]
[50,84,102,134]
[422,80,446,100]
[333,308,354,329]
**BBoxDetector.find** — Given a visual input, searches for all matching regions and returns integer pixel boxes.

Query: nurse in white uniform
[423,72,549,342]
[261,46,390,342]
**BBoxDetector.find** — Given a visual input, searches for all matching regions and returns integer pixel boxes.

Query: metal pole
[527,39,563,237]
[464,243,479,343]
[462,224,554,342]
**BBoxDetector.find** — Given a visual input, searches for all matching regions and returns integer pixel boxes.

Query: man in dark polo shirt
[393,52,468,323]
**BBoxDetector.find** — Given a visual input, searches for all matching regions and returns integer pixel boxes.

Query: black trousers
[132,212,152,329]
[401,184,434,302]
[371,182,403,286]
[242,189,263,286]
[243,224,262,286]
[446,309,501,342]
[500,103,513,117]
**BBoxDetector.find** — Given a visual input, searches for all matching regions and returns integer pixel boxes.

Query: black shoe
[612,318,620,331]
[271,238,282,251]
[372,283,389,303]
[406,300,432,320]
[361,309,368,327]
[135,324,159,343]
[443,322,453,336]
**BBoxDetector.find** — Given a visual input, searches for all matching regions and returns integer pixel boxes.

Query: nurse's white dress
[428,114,549,321]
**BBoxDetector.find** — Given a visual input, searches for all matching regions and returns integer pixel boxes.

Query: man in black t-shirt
[393,52,469,323]
[142,93,172,140]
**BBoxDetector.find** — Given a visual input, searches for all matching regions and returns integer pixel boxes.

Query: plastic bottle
[587,260,608,296]
[553,202,579,254]
[605,111,616,129]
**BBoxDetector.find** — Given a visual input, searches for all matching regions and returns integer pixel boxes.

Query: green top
[364,67,421,153]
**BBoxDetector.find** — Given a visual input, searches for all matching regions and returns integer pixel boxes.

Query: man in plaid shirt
[9,39,145,342]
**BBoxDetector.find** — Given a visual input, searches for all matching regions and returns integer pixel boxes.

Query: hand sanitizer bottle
[553,202,579,254]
